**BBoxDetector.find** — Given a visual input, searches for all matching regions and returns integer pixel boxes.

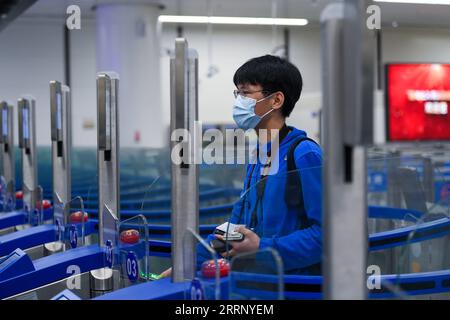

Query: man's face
[236,83,273,118]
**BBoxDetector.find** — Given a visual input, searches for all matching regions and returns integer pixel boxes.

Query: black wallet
[210,239,228,253]
[210,233,245,253]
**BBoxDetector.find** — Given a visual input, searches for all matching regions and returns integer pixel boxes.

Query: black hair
[233,55,303,118]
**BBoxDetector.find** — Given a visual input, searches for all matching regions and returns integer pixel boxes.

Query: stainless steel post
[90,72,120,296]
[17,96,38,218]
[50,81,72,209]
[422,156,434,203]
[45,81,72,255]
[321,0,375,299]
[97,72,120,242]
[170,38,199,283]
[0,101,15,210]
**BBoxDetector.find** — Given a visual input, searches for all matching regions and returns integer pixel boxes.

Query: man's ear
[271,91,285,111]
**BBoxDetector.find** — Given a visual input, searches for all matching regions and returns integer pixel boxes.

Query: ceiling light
[158,15,308,27]
[374,0,450,5]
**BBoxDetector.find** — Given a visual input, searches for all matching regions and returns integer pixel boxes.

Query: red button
[120,229,140,244]
[15,191,23,200]
[201,259,230,278]
[36,200,52,210]
[42,200,51,210]
[69,211,89,223]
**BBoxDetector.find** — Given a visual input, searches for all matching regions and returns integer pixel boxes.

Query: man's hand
[214,226,260,258]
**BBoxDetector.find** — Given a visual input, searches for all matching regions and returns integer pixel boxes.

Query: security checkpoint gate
[0,71,149,299]
[0,96,52,233]
[0,83,89,259]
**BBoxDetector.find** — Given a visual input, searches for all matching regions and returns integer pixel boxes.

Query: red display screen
[386,64,450,141]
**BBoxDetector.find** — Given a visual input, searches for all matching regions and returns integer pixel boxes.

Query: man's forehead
[237,83,261,89]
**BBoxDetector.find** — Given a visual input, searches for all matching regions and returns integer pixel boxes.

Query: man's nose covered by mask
[233,94,275,130]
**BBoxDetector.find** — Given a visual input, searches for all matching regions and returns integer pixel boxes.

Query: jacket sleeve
[259,150,323,272]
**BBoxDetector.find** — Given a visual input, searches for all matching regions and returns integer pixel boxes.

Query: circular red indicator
[69,211,89,223]
[201,259,230,278]
[120,229,140,244]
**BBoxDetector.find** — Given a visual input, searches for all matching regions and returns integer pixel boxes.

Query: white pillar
[96,1,165,148]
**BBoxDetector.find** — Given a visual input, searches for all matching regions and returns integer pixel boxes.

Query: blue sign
[368,171,387,192]
[105,240,113,268]
[6,196,14,211]
[2,108,8,136]
[22,108,29,140]
[24,203,30,223]
[126,251,138,282]
[69,225,77,249]
[32,208,40,226]
[190,278,204,300]
[436,182,450,204]
[56,93,62,130]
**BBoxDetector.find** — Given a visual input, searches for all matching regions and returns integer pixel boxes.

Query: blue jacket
[197,127,323,275]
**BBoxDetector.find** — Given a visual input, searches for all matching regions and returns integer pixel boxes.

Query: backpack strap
[285,136,319,230]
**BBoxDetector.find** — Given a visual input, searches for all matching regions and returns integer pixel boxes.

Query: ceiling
[0,0,36,31]
[19,0,450,29]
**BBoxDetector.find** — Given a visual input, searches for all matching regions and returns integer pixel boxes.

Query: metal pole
[321,0,375,299]
[422,156,434,203]
[50,81,72,208]
[0,101,15,209]
[283,28,290,61]
[97,72,120,245]
[43,82,73,255]
[387,150,402,208]
[90,71,120,297]
[17,96,37,199]
[170,38,199,283]
[63,26,71,88]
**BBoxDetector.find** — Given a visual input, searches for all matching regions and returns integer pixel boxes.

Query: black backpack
[285,136,320,230]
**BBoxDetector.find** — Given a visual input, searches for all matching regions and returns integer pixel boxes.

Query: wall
[0,17,64,147]
[160,24,323,141]
[1,15,450,147]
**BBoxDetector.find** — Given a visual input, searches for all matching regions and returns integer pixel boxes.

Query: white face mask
[232,94,274,130]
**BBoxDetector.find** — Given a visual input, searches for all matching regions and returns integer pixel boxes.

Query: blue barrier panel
[0,248,35,281]
[0,244,104,299]
[0,207,53,230]
[0,220,97,257]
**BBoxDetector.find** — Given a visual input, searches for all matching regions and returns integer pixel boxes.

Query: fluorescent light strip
[374,0,450,5]
[158,15,308,26]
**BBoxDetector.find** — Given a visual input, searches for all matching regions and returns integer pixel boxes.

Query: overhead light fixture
[374,0,450,5]
[158,15,308,27]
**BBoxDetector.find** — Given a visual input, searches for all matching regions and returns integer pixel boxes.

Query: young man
[163,55,322,277]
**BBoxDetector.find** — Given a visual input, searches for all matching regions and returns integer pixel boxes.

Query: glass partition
[205,166,322,300]
[23,184,43,226]
[136,175,171,277]
[117,214,149,288]
[229,248,284,300]
[367,151,450,300]
[63,196,86,249]
[183,228,221,300]
[0,176,14,212]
